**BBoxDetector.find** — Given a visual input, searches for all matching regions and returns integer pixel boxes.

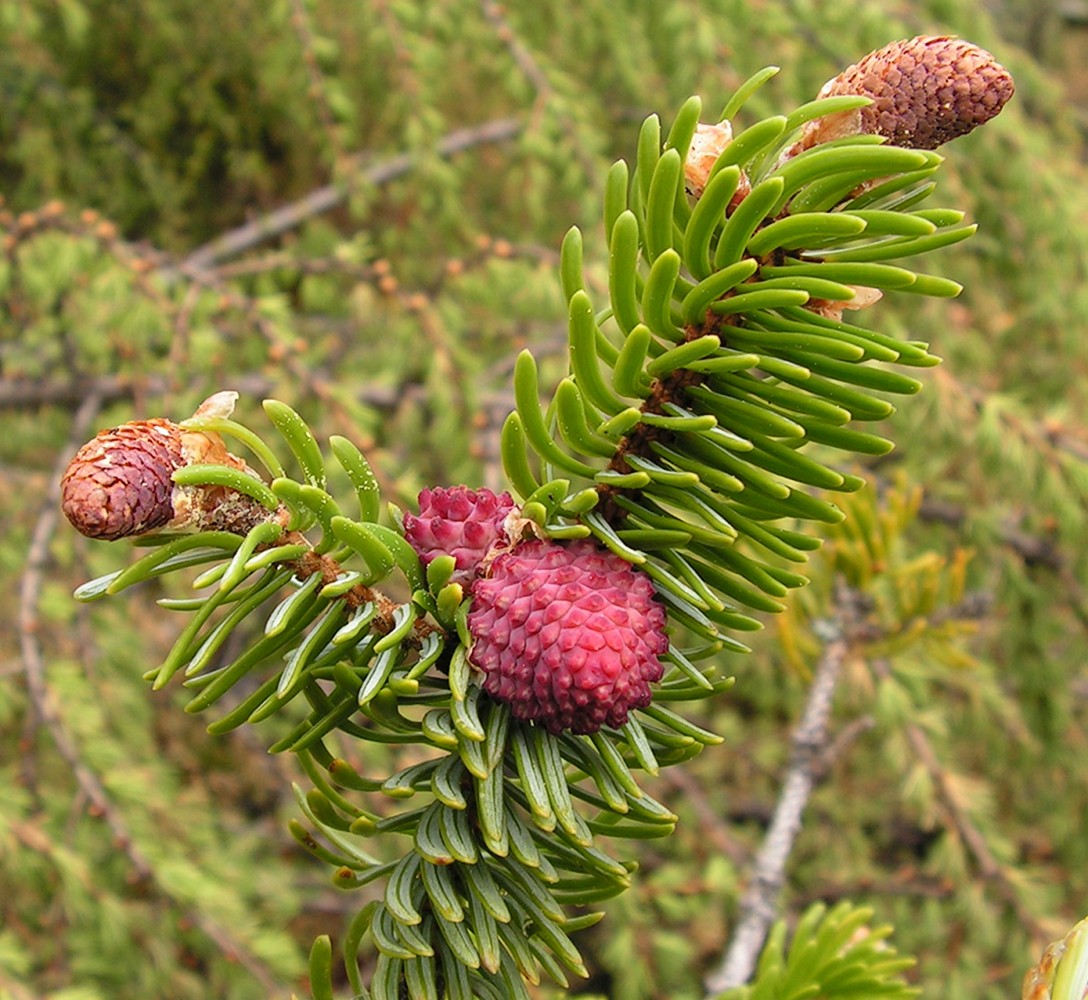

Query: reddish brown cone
[61,419,186,540]
[798,35,1014,151]
[61,394,283,542]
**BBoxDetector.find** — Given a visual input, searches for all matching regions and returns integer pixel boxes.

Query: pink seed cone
[468,538,668,734]
[404,486,516,583]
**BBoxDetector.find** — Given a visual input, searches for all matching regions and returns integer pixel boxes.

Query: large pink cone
[468,539,668,734]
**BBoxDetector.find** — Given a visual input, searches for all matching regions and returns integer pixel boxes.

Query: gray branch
[704,583,858,996]
[183,117,523,272]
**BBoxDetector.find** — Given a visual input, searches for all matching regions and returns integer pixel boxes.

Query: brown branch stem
[871,657,1053,946]
[288,0,346,165]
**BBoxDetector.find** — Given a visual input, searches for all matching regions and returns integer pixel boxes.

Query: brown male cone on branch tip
[61,392,279,541]
[61,419,187,540]
[796,35,1014,152]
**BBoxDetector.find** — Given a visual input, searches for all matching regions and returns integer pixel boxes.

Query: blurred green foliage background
[3,1,1088,997]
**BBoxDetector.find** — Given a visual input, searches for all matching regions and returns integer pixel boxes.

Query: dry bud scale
[1023,914,1088,1000]
[61,37,1013,999]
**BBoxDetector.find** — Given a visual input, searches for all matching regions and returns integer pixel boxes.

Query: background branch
[704,581,861,995]
[871,657,1056,946]
[183,117,524,272]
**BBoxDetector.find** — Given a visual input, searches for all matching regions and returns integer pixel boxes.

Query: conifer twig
[477,0,601,181]
[0,965,36,1000]
[660,767,748,865]
[288,0,346,165]
[20,393,105,794]
[796,871,956,905]
[815,715,876,778]
[704,581,860,995]
[479,0,552,103]
[0,373,269,410]
[0,373,410,416]
[918,495,1088,631]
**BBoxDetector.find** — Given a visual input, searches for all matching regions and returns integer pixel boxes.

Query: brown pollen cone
[61,419,186,540]
[798,35,1014,151]
[62,393,290,543]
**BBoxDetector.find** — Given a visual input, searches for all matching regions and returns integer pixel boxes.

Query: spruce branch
[477,0,601,185]
[20,394,283,993]
[0,373,278,411]
[479,0,553,106]
[55,36,1015,999]
[1,194,550,438]
[21,393,106,795]
[703,579,996,998]
[794,871,957,907]
[871,655,1054,946]
[287,0,348,167]
[660,766,749,866]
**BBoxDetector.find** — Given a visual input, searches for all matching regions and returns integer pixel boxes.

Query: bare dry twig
[704,581,861,995]
[870,657,1055,946]
[479,0,553,104]
[659,766,749,866]
[183,117,523,272]
[288,0,347,166]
